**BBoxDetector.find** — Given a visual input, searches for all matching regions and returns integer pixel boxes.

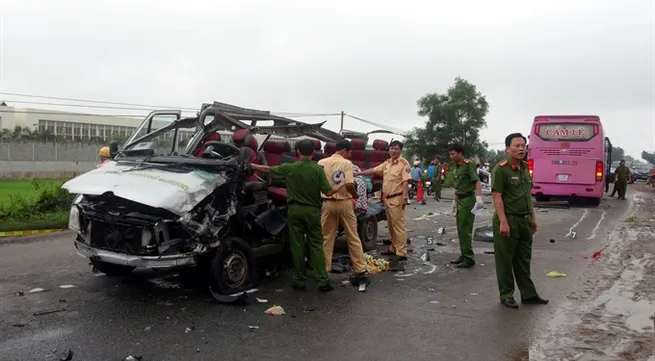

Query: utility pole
[339,111,345,133]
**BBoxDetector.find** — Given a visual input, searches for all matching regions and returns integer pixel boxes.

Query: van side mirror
[109,141,119,159]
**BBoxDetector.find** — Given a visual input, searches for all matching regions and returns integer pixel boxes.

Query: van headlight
[69,206,82,232]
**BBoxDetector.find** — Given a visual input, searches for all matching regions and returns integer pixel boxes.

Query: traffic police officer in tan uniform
[357,140,411,260]
[318,140,369,285]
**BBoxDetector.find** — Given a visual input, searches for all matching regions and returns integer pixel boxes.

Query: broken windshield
[124,113,198,155]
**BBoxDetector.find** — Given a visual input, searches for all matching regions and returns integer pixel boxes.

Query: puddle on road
[594,253,655,332]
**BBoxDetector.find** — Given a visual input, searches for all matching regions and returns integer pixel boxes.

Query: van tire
[209,237,257,296]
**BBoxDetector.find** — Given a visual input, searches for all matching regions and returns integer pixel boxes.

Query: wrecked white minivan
[62,103,385,301]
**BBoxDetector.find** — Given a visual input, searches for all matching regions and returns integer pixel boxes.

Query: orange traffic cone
[417,181,426,204]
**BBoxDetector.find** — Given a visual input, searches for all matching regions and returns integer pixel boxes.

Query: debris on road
[474,226,494,243]
[123,356,143,361]
[470,293,479,296]
[358,283,367,292]
[33,308,65,316]
[14,291,25,296]
[592,251,601,261]
[365,254,390,274]
[550,239,556,243]
[12,323,26,327]
[248,325,260,330]
[184,325,195,333]
[53,348,74,361]
[58,284,76,289]
[546,271,567,277]
[144,326,152,332]
[330,254,353,273]
[28,287,48,294]
[255,297,268,303]
[264,305,285,316]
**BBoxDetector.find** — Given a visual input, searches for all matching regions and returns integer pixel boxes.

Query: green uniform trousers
[432,179,442,199]
[456,195,476,262]
[287,204,330,288]
[615,181,627,199]
[492,214,538,300]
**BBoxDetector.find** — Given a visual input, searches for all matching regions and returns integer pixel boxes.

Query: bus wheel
[586,197,601,206]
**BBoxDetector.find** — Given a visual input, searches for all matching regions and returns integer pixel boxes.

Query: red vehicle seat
[193,132,222,157]
[232,129,267,182]
[350,139,367,170]
[324,142,336,156]
[370,139,390,192]
[263,141,291,166]
[295,139,325,162]
[267,187,288,205]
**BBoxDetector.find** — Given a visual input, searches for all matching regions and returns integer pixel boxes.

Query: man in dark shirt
[251,139,343,292]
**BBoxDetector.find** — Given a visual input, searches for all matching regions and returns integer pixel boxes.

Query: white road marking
[587,209,606,240]
[423,264,437,275]
[566,209,588,238]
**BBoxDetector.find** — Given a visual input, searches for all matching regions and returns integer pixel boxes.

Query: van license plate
[557,174,569,182]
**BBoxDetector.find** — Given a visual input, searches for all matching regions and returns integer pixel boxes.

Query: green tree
[611,146,625,161]
[485,149,507,165]
[642,151,655,165]
[405,77,489,162]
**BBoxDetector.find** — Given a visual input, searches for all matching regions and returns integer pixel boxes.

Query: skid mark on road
[565,209,588,237]
[586,209,606,240]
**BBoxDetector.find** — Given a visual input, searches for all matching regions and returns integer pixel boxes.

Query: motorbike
[408,181,417,199]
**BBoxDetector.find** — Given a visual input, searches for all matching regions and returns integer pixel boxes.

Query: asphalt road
[0,188,636,361]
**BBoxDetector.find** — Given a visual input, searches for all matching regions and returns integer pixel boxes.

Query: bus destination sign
[538,124,595,141]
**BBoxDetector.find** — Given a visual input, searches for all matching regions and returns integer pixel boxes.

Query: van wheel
[358,215,378,252]
[91,260,135,277]
[209,237,257,297]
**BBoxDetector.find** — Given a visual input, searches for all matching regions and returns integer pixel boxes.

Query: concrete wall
[0,141,103,162]
[0,161,96,179]
[0,141,101,179]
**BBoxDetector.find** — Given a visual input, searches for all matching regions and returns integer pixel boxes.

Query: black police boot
[521,296,549,305]
[501,298,519,309]
[319,284,334,293]
[456,260,475,268]
[449,257,464,265]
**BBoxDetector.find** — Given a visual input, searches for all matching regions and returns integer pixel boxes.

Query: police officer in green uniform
[613,160,631,200]
[447,144,484,268]
[251,139,344,292]
[491,133,549,309]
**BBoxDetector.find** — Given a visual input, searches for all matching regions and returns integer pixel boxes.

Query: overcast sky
[1,0,654,157]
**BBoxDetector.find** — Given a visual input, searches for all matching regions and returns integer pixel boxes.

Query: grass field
[0,179,69,232]
[0,179,63,205]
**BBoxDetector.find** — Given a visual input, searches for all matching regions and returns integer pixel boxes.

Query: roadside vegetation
[0,179,74,232]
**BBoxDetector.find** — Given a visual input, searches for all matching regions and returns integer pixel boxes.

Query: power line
[0,91,413,136]
[0,108,342,120]
[0,92,343,117]
[0,91,198,111]
[344,113,408,135]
